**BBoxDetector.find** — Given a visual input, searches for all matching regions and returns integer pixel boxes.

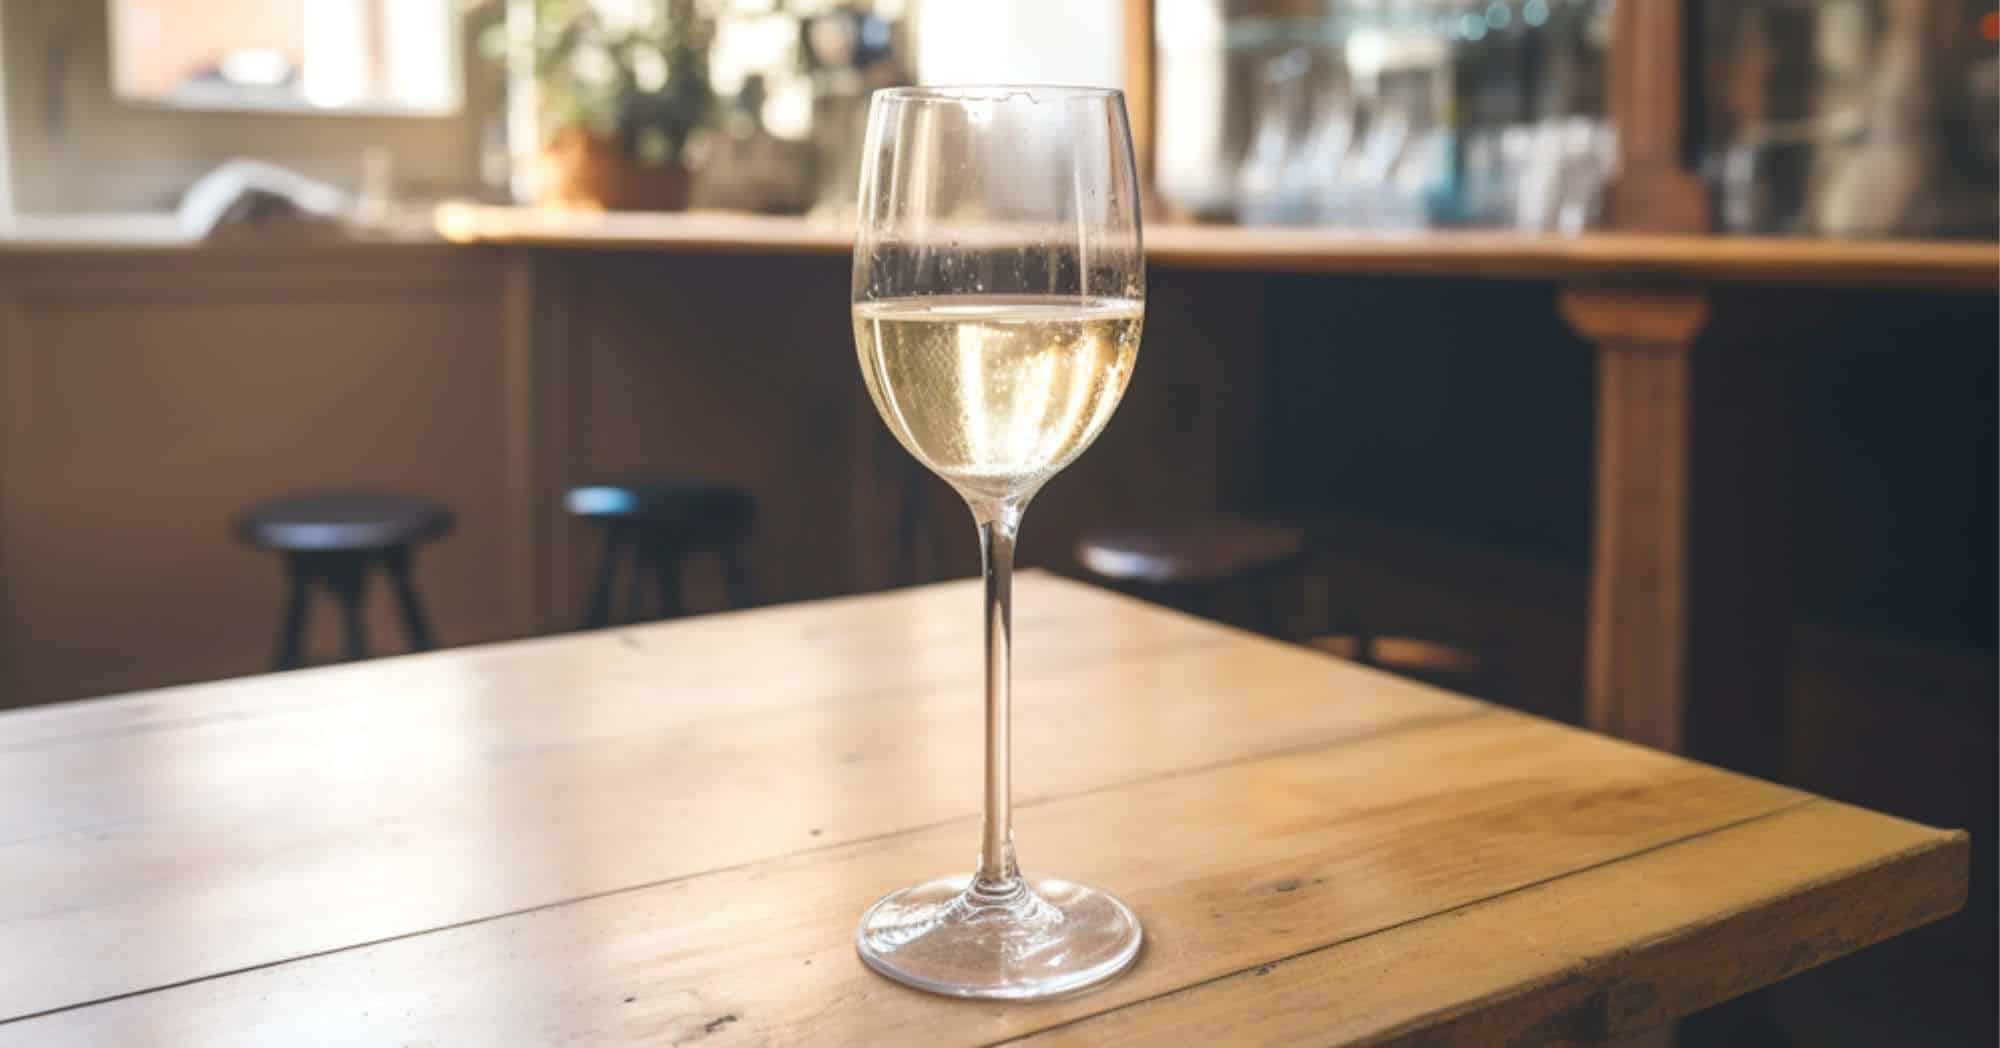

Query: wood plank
[432,206,2000,291]
[0,710,1837,1045]
[1010,801,1967,1047]
[0,575,1482,1020]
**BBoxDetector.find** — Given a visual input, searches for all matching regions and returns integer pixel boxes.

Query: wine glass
[851,86,1146,1000]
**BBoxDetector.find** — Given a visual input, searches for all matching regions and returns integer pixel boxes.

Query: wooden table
[0,575,1965,1045]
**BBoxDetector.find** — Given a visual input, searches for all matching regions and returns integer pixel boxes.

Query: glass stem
[972,503,1023,900]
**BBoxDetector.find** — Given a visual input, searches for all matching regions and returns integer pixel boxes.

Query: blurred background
[5,0,1990,230]
[0,2,1991,1044]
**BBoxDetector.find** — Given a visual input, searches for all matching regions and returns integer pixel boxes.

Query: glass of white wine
[851,86,1146,1000]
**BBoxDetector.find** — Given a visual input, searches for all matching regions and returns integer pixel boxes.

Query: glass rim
[872,85,1125,105]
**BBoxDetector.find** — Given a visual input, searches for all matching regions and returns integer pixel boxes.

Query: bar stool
[235,492,453,670]
[1074,516,1310,634]
[565,477,757,628]
[1075,515,1497,696]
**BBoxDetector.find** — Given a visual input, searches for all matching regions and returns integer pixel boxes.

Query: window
[109,0,460,115]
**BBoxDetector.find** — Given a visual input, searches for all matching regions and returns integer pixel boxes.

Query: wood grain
[0,575,1475,1020]
[1010,801,1967,1047]
[0,576,1967,1045]
[432,206,2000,291]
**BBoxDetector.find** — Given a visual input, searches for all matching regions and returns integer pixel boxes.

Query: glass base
[855,874,1143,1000]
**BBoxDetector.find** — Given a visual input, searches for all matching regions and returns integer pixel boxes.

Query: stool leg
[322,557,370,662]
[582,525,629,629]
[382,546,436,652]
[623,538,655,624]
[720,543,756,610]
[273,555,313,671]
[653,543,686,620]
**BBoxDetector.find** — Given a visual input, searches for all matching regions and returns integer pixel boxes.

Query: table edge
[997,804,1969,1047]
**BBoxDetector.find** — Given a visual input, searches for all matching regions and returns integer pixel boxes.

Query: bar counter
[434,204,1998,289]
[1,211,1992,785]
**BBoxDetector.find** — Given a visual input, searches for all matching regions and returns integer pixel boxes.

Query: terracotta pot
[538,127,694,212]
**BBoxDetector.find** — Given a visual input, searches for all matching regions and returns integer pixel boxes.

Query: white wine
[850,86,1148,1002]
[855,294,1142,501]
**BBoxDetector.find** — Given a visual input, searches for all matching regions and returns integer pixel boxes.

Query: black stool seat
[564,478,753,536]
[1079,513,1502,699]
[237,492,453,552]
[1076,517,1308,586]
[1073,515,1309,635]
[235,491,453,671]
[566,476,758,628]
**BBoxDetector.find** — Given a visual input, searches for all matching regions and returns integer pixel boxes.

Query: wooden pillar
[1561,287,1710,753]
[1560,285,1797,778]
[1604,0,1708,233]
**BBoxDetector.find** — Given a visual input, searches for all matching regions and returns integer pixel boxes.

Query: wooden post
[1560,287,1710,753]
[1604,0,1709,233]
[1559,284,1797,778]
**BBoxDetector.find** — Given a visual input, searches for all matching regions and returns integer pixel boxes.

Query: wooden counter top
[0,214,446,256]
[8,207,1985,291]
[434,203,1998,291]
[0,575,1966,1044]
[434,202,852,256]
[0,212,198,249]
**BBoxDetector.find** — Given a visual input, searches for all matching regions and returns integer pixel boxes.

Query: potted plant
[487,0,717,211]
